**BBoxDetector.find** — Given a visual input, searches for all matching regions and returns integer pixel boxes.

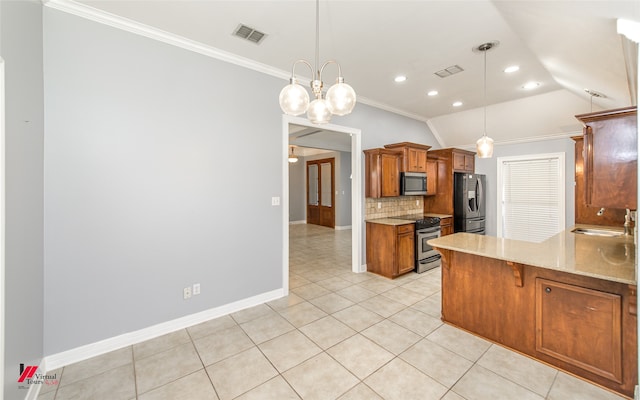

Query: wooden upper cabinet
[451,149,475,173]
[426,157,438,196]
[423,148,475,214]
[575,106,637,210]
[364,148,401,198]
[384,142,431,173]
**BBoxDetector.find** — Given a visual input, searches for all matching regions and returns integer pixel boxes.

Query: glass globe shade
[307,98,332,124]
[279,83,310,116]
[326,82,356,116]
[476,135,494,158]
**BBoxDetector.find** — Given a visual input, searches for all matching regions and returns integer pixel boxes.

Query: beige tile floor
[37,224,626,400]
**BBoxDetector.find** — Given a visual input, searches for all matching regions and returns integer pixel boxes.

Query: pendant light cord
[315,0,320,79]
[483,48,487,138]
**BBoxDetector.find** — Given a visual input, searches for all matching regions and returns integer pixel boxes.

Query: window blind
[500,155,564,243]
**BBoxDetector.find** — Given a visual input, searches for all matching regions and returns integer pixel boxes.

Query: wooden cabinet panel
[423,148,474,214]
[440,216,453,236]
[381,153,400,197]
[397,230,416,275]
[366,222,415,279]
[573,137,627,226]
[364,149,401,198]
[576,106,637,209]
[426,158,437,196]
[384,142,431,173]
[536,278,622,383]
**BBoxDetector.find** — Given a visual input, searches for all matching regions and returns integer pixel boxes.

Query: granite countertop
[365,217,416,226]
[367,213,453,226]
[428,225,636,285]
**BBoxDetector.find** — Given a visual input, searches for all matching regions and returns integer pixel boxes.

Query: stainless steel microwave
[400,172,427,195]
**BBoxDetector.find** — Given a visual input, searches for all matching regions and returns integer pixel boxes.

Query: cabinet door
[584,113,637,208]
[453,152,466,171]
[396,229,415,275]
[381,153,400,197]
[409,148,427,172]
[440,217,453,236]
[426,159,438,195]
[536,278,622,383]
[464,154,474,172]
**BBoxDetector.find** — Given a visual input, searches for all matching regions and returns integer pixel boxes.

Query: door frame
[281,115,363,293]
[306,157,335,228]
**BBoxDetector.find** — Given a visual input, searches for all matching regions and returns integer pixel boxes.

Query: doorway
[306,158,335,228]
[281,115,363,293]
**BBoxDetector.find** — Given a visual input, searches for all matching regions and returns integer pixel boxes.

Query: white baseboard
[43,288,285,371]
[335,225,352,231]
[289,220,306,225]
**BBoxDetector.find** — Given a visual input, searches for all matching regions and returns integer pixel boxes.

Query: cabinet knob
[545,287,551,293]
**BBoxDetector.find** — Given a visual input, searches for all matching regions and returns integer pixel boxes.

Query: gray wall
[43,8,285,354]
[474,138,576,237]
[42,8,439,355]
[1,1,45,398]
[338,151,352,227]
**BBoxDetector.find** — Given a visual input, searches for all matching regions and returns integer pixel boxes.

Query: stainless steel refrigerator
[454,173,486,234]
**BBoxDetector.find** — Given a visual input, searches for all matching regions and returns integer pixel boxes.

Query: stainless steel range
[396,215,442,273]
[414,217,442,273]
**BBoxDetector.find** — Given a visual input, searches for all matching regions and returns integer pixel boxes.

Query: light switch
[272,197,280,206]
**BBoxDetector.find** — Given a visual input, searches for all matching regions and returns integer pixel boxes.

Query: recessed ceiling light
[452,101,463,107]
[522,81,540,90]
[427,90,439,96]
[504,65,520,73]
[394,75,407,83]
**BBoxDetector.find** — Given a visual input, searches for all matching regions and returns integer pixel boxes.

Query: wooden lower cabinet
[366,222,415,279]
[437,249,637,398]
[439,216,453,236]
[536,278,622,383]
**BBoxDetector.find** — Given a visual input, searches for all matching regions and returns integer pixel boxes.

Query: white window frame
[496,152,565,241]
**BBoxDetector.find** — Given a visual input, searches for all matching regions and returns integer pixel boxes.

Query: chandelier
[278,0,356,124]
[475,41,498,158]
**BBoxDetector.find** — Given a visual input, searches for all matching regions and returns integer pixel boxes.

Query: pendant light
[279,0,356,124]
[475,41,498,158]
[288,147,299,163]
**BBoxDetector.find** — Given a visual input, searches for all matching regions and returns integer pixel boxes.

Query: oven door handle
[417,227,441,235]
[419,254,441,264]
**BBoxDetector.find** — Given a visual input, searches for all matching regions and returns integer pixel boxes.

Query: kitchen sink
[571,227,624,237]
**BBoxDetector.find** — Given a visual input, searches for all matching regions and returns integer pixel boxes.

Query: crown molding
[425,119,446,148]
[43,0,290,81]
[42,0,429,126]
[455,130,582,151]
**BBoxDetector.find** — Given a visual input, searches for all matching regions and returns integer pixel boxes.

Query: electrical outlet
[377,202,382,209]
[183,286,192,300]
[416,199,419,206]
[193,283,201,295]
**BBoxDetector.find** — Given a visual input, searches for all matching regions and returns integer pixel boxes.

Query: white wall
[1,1,45,397]
[474,137,576,237]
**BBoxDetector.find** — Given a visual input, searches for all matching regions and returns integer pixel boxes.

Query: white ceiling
[70,0,639,148]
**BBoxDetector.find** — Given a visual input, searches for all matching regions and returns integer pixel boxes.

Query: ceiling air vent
[435,65,464,78]
[233,24,267,44]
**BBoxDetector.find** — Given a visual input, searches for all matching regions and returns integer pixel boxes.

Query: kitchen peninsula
[429,227,637,397]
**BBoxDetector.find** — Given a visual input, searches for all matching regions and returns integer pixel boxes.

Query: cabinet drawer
[397,224,415,234]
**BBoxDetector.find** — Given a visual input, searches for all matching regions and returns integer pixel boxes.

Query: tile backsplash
[365,196,423,220]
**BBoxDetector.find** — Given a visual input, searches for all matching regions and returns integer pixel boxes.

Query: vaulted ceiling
[61,0,639,147]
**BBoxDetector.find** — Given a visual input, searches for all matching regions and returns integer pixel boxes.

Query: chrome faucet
[623,209,635,236]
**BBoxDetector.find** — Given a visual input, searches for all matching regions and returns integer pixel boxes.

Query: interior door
[307,158,335,228]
